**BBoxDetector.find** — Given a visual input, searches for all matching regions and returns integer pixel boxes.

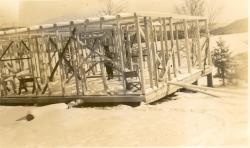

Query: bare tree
[206,2,222,28]
[175,0,221,29]
[99,0,127,16]
[176,0,206,16]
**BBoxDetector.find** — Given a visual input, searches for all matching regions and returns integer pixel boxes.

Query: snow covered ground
[0,77,248,147]
[0,33,248,147]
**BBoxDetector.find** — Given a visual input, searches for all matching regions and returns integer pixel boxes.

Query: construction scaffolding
[0,12,213,104]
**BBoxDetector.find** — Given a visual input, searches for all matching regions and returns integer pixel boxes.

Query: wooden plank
[135,15,145,94]
[168,81,219,97]
[55,30,65,96]
[170,81,237,94]
[116,16,126,93]
[195,19,202,68]
[175,24,181,67]
[122,29,128,70]
[0,58,30,61]
[158,18,167,82]
[70,29,80,96]
[8,38,14,71]
[126,26,134,71]
[99,43,108,91]
[41,33,52,95]
[27,34,38,95]
[162,18,171,81]
[34,38,43,82]
[76,35,85,95]
[40,32,48,85]
[143,17,154,88]
[149,17,159,87]
[99,19,108,92]
[153,26,158,52]
[183,19,192,73]
[0,95,144,105]
[45,38,53,79]
[0,41,14,60]
[205,20,212,65]
[169,18,177,77]
[33,39,40,79]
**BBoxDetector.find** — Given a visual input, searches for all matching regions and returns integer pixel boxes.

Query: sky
[0,0,248,27]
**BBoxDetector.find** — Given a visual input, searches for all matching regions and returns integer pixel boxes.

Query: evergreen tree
[212,39,233,85]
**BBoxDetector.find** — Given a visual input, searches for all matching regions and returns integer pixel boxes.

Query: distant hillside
[211,18,248,35]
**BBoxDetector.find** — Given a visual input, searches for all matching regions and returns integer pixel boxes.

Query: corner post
[143,17,154,88]
[135,14,145,94]
[207,73,213,87]
[205,19,213,87]
[205,19,212,66]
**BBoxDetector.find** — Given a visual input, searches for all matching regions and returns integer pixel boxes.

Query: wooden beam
[31,38,39,80]
[55,30,65,96]
[27,35,38,95]
[135,15,145,94]
[75,35,85,95]
[168,82,219,97]
[139,27,145,40]
[149,17,159,87]
[34,37,43,83]
[0,57,30,61]
[73,28,82,94]
[143,17,154,88]
[116,16,126,93]
[183,19,192,73]
[39,31,47,84]
[99,21,108,92]
[45,38,53,82]
[158,18,167,81]
[205,20,212,65]
[0,41,14,60]
[169,18,177,77]
[162,18,171,81]
[70,35,80,96]
[41,32,51,95]
[175,24,181,67]
[195,19,202,68]
[126,26,134,71]
[0,95,144,105]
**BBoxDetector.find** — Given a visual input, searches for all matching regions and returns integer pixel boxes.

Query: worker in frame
[103,43,114,80]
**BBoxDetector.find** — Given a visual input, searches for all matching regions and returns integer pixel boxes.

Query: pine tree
[212,39,233,86]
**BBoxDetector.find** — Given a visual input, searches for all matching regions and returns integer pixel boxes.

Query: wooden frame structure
[0,12,213,105]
